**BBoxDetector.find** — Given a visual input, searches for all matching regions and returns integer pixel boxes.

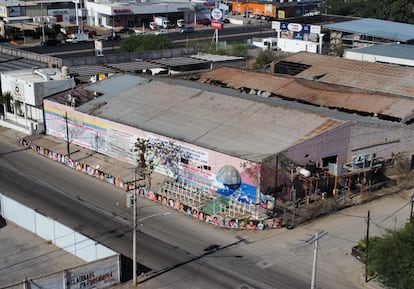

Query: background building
[1,67,75,133]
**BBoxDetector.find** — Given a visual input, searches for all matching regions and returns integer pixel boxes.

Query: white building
[1,67,75,134]
[343,43,414,67]
[85,0,196,29]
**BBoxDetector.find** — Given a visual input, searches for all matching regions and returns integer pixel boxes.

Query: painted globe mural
[216,165,241,190]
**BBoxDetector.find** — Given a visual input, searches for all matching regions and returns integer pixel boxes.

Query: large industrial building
[40,51,414,217]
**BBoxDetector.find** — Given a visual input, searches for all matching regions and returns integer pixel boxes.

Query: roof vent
[61,66,70,78]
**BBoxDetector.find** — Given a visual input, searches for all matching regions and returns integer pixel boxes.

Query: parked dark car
[105,33,121,41]
[119,27,135,34]
[179,26,195,34]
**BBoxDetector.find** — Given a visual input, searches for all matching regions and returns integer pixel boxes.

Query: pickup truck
[65,33,89,44]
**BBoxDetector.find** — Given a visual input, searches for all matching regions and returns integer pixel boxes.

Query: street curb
[360,273,385,289]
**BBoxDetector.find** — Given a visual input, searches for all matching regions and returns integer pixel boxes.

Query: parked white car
[155,29,168,35]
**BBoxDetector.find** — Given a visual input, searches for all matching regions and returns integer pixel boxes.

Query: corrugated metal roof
[69,65,119,77]
[68,56,213,76]
[78,75,343,162]
[199,67,414,123]
[0,54,47,72]
[2,68,65,82]
[149,56,209,67]
[190,53,244,62]
[282,52,414,99]
[346,43,414,61]
[106,60,162,72]
[323,18,414,42]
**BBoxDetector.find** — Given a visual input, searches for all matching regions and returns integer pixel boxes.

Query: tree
[197,40,248,57]
[252,50,288,70]
[133,137,188,190]
[63,112,86,158]
[320,0,414,23]
[120,34,172,52]
[368,222,414,289]
[51,23,61,35]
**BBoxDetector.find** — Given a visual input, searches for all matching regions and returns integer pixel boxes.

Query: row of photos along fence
[161,180,257,219]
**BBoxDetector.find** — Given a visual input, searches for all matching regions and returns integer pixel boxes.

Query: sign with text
[113,8,131,13]
[211,8,223,20]
[211,21,223,30]
[272,21,321,41]
[66,261,119,289]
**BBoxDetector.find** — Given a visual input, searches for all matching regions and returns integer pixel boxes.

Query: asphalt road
[0,136,309,289]
[18,24,276,58]
[1,133,411,289]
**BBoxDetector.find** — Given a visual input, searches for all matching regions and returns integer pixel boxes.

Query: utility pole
[41,2,45,44]
[365,210,370,283]
[65,112,70,158]
[133,167,138,286]
[410,194,414,223]
[289,167,297,229]
[306,230,327,289]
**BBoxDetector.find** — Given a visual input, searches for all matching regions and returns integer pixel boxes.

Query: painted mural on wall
[214,165,255,204]
[43,102,274,208]
[45,107,108,154]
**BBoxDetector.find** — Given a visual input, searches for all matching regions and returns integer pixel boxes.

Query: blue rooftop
[323,18,414,42]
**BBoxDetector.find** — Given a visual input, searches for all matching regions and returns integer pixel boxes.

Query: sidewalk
[1,127,168,193]
[2,127,396,289]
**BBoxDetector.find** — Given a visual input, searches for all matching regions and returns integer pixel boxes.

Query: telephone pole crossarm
[306,230,328,289]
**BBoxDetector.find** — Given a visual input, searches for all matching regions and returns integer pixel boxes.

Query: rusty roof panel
[86,75,343,162]
[199,67,414,122]
[282,52,414,98]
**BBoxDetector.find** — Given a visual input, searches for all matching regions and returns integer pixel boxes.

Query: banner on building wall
[66,263,119,289]
[265,4,272,14]
[9,7,21,17]
[13,82,24,101]
[107,128,137,163]
[277,10,285,19]
[272,21,321,41]
[147,135,209,165]
[49,9,70,16]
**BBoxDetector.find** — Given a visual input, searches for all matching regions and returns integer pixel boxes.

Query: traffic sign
[211,8,223,20]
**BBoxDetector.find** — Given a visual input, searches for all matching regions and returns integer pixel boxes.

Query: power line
[0,205,133,274]
[379,200,411,223]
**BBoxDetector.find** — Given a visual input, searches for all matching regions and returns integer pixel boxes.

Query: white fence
[0,194,116,262]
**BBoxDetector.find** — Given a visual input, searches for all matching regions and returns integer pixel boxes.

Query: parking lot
[0,220,84,287]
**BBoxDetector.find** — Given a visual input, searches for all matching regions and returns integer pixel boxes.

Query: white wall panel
[54,222,76,255]
[2,195,35,232]
[35,213,55,241]
[74,232,96,262]
[0,194,116,265]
